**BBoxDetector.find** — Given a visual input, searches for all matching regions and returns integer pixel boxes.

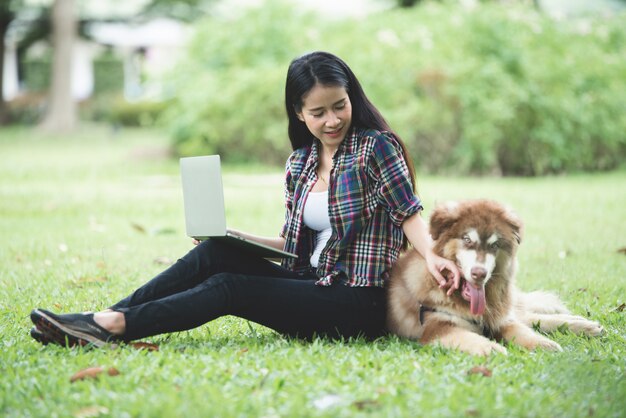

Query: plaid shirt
[280,127,423,287]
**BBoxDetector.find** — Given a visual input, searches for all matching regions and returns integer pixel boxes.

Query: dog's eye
[462,235,472,245]
[490,241,500,250]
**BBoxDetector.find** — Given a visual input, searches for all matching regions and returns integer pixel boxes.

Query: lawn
[1,126,624,418]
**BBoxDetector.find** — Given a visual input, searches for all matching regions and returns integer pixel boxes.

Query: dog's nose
[471,266,487,282]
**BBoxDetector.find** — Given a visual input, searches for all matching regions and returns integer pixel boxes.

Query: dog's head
[429,200,523,316]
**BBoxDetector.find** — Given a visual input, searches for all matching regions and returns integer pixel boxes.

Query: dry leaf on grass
[131,222,176,236]
[612,303,626,313]
[129,342,159,351]
[70,366,120,383]
[153,256,174,266]
[67,276,108,288]
[468,366,492,377]
[352,399,380,410]
[131,222,147,234]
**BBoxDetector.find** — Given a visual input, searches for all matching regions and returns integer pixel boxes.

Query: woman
[30,51,460,347]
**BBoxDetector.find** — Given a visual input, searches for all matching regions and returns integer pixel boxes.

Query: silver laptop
[180,155,297,259]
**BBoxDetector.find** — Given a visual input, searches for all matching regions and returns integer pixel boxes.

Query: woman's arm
[193,230,286,250]
[402,213,461,296]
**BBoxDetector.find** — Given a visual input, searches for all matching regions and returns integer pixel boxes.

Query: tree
[39,0,77,133]
[0,0,50,125]
[141,0,216,22]
[0,1,19,124]
[1,0,214,128]
[396,0,422,7]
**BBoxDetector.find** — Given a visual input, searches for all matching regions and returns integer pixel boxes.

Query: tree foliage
[165,2,626,175]
[140,0,217,22]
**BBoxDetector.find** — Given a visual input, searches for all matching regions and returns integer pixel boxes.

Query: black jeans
[109,239,387,341]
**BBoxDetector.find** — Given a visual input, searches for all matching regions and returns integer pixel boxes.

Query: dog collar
[418,302,491,337]
[418,303,436,325]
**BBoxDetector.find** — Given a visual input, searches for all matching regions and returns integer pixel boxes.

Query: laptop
[180,155,297,259]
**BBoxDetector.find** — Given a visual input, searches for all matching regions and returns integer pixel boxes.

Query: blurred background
[1,0,625,176]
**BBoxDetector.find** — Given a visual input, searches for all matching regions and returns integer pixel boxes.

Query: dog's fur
[387,200,602,356]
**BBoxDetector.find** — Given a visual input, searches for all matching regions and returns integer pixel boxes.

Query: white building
[2,17,190,101]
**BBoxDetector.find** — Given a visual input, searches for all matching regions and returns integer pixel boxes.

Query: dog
[387,199,603,356]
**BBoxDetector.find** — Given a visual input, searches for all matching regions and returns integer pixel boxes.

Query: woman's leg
[109,239,298,311]
[121,272,387,341]
[32,239,386,345]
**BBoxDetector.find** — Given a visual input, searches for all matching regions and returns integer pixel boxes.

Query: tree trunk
[39,0,76,133]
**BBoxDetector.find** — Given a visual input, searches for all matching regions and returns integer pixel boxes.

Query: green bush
[22,53,124,96]
[166,2,626,174]
[7,93,47,124]
[107,99,169,127]
[93,53,124,95]
[22,59,51,92]
[82,94,169,127]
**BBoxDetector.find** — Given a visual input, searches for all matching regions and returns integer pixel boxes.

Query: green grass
[1,125,625,418]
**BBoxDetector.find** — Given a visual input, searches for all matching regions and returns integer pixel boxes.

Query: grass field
[1,126,625,418]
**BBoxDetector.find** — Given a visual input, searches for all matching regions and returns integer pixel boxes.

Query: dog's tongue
[469,285,486,316]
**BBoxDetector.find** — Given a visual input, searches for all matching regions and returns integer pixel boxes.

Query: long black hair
[284,51,416,191]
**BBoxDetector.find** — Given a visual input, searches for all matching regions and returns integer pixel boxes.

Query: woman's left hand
[401,213,461,296]
[425,251,461,296]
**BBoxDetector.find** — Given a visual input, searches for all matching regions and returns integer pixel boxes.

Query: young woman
[30,51,460,347]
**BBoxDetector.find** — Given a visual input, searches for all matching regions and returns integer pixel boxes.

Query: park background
[1,0,625,417]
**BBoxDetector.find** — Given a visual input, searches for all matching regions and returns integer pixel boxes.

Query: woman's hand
[402,214,461,296]
[192,238,201,246]
[425,251,461,296]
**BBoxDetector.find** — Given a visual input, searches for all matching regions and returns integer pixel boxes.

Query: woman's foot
[93,311,126,335]
[30,327,49,345]
[30,308,121,348]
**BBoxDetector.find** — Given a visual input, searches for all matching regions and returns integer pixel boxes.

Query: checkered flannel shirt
[280,127,423,287]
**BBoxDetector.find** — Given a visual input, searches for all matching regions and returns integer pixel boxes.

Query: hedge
[164,2,626,175]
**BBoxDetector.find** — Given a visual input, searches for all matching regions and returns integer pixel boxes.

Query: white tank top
[302,190,332,268]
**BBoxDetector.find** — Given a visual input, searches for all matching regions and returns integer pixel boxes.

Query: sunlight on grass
[0,126,624,417]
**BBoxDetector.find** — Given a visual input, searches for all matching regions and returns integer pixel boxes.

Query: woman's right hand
[192,238,201,246]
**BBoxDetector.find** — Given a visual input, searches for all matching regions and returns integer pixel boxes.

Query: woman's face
[296,83,352,152]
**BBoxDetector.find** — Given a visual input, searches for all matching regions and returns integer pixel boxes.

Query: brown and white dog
[387,200,602,356]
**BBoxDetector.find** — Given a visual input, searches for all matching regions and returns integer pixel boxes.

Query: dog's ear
[429,201,460,241]
[503,207,523,245]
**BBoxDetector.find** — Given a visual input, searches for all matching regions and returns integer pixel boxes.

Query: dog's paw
[565,319,604,337]
[523,335,562,352]
[536,337,563,352]
[434,329,508,356]
[465,340,508,357]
